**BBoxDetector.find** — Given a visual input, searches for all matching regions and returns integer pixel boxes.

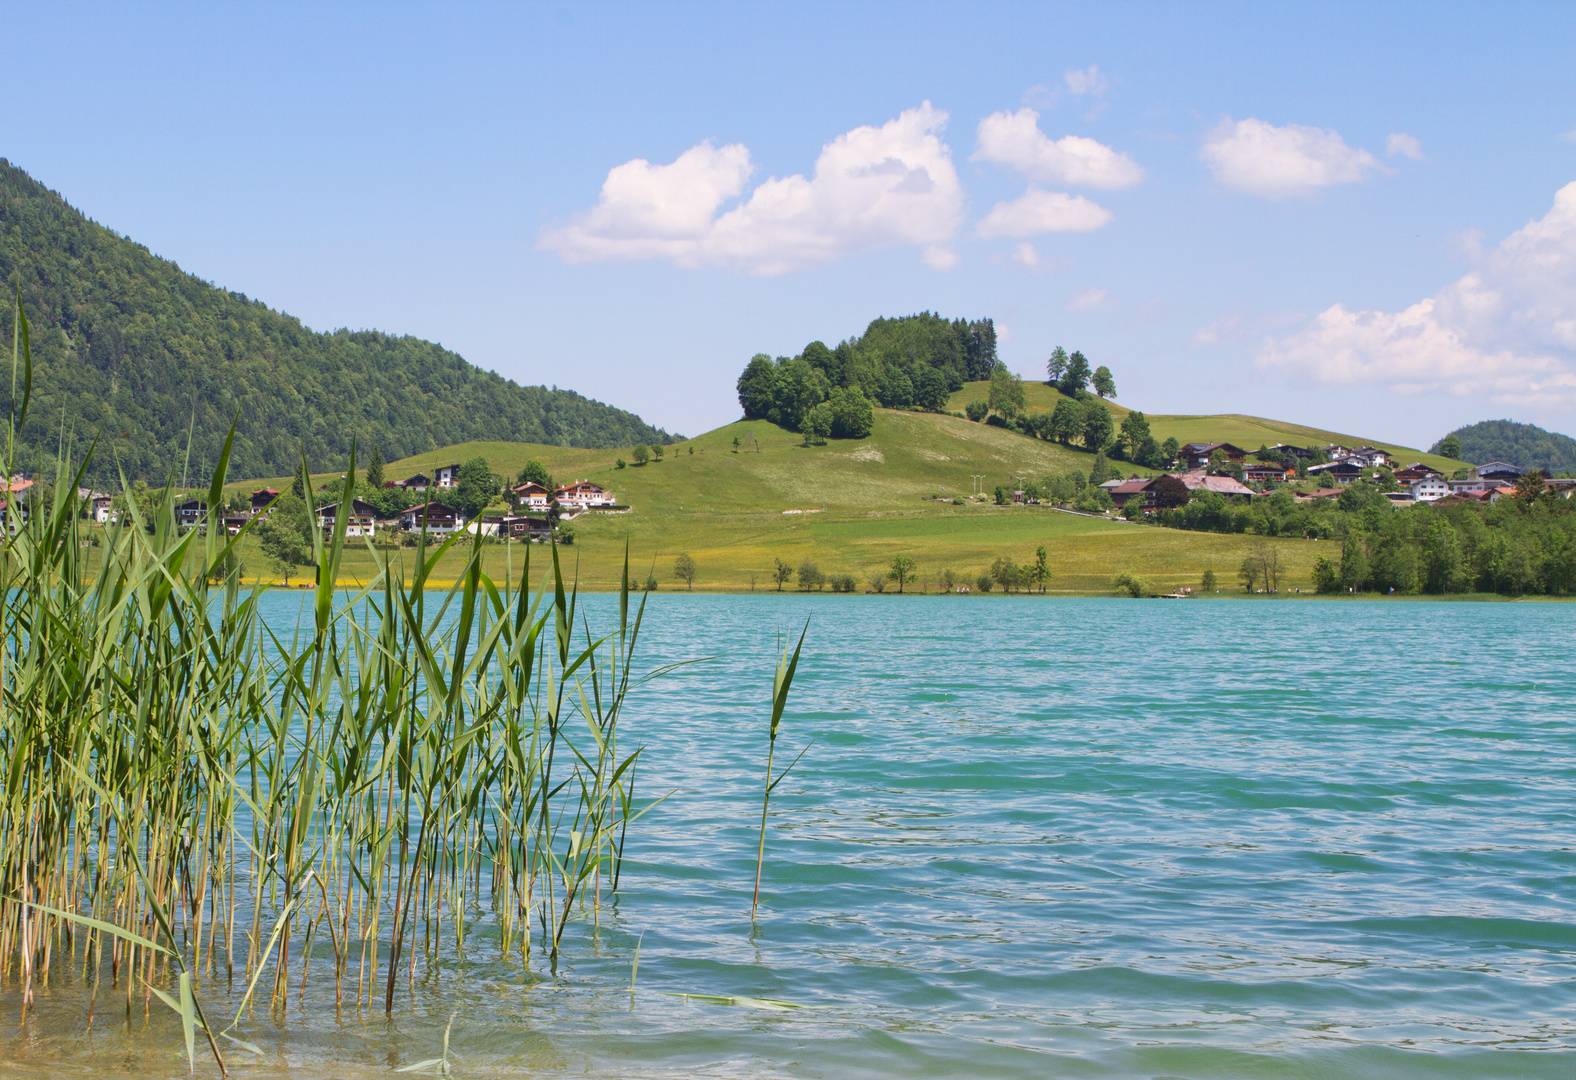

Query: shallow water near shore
[3,594,1573,1078]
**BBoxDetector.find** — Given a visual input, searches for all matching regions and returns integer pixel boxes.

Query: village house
[1392,464,1442,485]
[173,498,207,530]
[77,488,115,523]
[1178,442,1248,469]
[316,498,380,538]
[433,463,462,488]
[1409,477,1451,502]
[1350,446,1391,467]
[1242,461,1294,484]
[1263,443,1314,460]
[1471,461,1521,483]
[483,514,554,542]
[250,488,280,515]
[399,501,463,534]
[1307,460,1370,485]
[395,472,431,492]
[513,480,552,510]
[1109,478,1153,508]
[554,480,616,510]
[1178,470,1257,498]
[1318,444,1353,460]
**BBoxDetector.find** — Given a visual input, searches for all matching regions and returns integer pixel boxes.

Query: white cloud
[1066,287,1109,312]
[1200,117,1381,198]
[1064,64,1108,97]
[1258,181,1576,406]
[976,188,1113,238]
[1386,132,1425,161]
[1194,313,1244,345]
[539,103,963,274]
[1011,242,1039,268]
[973,108,1143,189]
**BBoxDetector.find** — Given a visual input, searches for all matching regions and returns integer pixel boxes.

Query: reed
[751,620,810,920]
[0,295,665,1069]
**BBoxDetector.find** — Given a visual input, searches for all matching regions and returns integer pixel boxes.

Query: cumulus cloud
[539,103,963,274]
[1201,117,1381,198]
[1011,242,1040,268]
[1064,64,1108,97]
[1386,132,1425,160]
[1258,181,1576,406]
[973,108,1143,189]
[976,188,1113,238]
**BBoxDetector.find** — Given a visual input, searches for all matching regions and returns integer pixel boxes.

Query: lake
[4,594,1573,1078]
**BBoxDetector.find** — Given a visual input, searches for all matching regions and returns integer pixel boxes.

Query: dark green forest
[736,312,997,431]
[1432,419,1576,474]
[0,160,671,481]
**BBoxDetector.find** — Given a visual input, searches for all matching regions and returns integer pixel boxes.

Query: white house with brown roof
[434,463,463,488]
[1409,477,1450,502]
[554,480,615,509]
[399,501,463,534]
[513,481,552,510]
[317,498,380,537]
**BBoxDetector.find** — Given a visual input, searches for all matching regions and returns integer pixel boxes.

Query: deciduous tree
[1092,365,1116,399]
[888,554,916,593]
[772,558,794,591]
[673,552,697,591]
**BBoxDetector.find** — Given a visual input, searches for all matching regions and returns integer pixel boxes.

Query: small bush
[830,573,858,593]
[965,400,988,422]
[867,573,887,593]
[952,496,964,505]
[1112,571,1149,598]
[615,458,626,469]
[975,574,993,593]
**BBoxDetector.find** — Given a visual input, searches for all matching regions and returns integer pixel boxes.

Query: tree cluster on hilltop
[1432,420,1576,474]
[735,312,997,434]
[0,160,672,483]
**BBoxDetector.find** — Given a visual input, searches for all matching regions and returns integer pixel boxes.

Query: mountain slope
[0,160,670,481]
[1434,420,1576,474]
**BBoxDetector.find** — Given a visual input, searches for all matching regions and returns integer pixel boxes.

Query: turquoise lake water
[6,594,1574,1078]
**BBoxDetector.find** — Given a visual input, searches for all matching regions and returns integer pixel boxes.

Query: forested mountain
[0,160,671,481]
[1433,420,1576,474]
[736,312,997,430]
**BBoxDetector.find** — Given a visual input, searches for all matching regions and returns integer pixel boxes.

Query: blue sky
[3,1,1574,448]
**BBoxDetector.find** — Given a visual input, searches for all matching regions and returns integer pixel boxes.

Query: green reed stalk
[752,621,811,921]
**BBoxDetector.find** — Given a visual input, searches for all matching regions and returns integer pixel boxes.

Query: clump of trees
[736,312,998,432]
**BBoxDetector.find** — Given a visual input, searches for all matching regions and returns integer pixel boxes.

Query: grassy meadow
[209,407,1349,594]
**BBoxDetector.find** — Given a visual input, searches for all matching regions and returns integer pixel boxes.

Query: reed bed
[0,299,662,1069]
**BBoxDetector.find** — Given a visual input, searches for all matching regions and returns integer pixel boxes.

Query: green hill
[0,160,670,482]
[1433,420,1576,474]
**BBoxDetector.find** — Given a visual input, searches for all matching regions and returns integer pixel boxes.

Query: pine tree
[366,444,385,490]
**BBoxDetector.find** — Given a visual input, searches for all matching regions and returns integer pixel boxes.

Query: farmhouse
[1307,461,1369,485]
[554,480,616,509]
[1242,461,1294,484]
[433,463,462,488]
[316,498,380,537]
[399,501,463,534]
[396,472,431,492]
[1409,477,1450,502]
[1472,461,1521,483]
[1178,442,1247,469]
[513,481,552,510]
[250,488,281,514]
[173,498,206,530]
